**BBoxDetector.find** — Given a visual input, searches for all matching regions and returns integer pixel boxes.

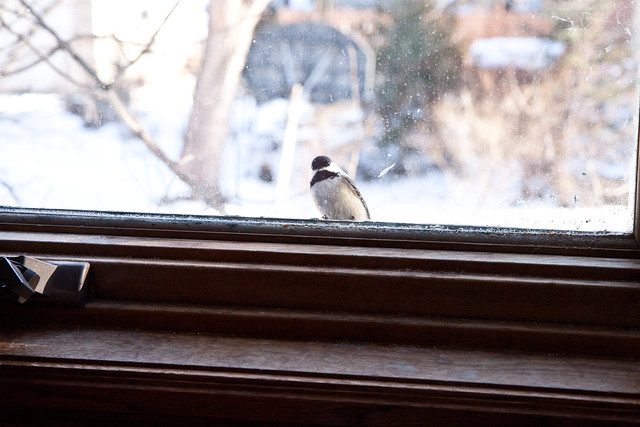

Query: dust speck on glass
[0,0,637,232]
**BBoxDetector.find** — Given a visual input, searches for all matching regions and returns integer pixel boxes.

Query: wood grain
[2,300,638,358]
[1,327,638,393]
[1,326,639,425]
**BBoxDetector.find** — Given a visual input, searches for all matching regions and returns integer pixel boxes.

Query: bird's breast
[311,177,368,221]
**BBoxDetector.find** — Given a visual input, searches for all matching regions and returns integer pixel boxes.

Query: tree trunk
[182,0,270,209]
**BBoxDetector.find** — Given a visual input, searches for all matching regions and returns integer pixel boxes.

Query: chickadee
[310,155,370,221]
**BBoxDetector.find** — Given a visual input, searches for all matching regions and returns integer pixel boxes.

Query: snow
[0,94,193,214]
[470,37,566,70]
[0,82,635,233]
[288,0,314,12]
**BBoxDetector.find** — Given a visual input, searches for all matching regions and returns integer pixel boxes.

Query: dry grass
[425,0,636,208]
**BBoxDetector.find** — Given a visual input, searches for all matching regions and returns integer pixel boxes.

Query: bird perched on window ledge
[309,155,370,221]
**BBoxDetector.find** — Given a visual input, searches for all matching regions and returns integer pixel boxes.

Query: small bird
[310,155,370,221]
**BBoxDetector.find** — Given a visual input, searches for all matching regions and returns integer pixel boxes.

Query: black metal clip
[0,257,37,303]
[0,256,90,306]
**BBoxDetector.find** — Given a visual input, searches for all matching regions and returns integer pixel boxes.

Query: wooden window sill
[1,325,639,425]
[0,211,639,423]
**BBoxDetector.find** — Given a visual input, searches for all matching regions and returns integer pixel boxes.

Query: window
[0,0,638,233]
[1,1,639,424]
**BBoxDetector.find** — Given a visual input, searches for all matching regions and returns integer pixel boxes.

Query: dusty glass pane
[0,0,637,231]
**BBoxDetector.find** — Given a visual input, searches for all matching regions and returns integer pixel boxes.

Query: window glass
[0,0,637,232]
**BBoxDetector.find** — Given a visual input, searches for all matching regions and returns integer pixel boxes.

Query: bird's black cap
[311,155,331,171]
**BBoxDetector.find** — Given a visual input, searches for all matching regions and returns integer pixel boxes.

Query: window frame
[0,200,638,345]
[1,203,638,252]
[1,201,639,423]
[2,2,640,422]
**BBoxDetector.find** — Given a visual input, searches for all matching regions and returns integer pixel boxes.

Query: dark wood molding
[2,300,639,359]
[1,228,639,332]
[1,327,639,425]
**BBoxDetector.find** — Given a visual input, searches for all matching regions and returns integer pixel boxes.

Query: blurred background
[0,0,638,231]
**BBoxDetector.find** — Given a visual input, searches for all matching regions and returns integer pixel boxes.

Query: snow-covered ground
[470,37,565,70]
[0,79,635,232]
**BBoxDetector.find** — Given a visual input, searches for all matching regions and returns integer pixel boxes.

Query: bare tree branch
[9,0,266,210]
[0,178,20,204]
[113,0,181,81]
[0,44,61,76]
[0,0,61,70]
[104,90,205,194]
[0,27,166,79]
[0,13,86,89]
[11,0,210,205]
[17,0,108,89]
[13,0,180,86]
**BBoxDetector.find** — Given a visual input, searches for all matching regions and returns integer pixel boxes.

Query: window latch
[0,256,90,307]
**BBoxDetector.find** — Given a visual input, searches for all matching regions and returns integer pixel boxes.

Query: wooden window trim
[1,208,639,423]
[1,327,639,425]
